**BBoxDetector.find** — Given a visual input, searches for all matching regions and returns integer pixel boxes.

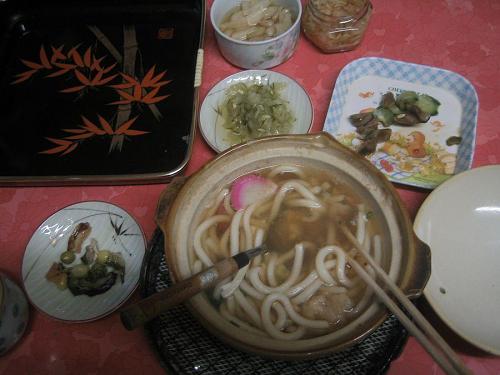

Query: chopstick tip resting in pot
[340,224,472,375]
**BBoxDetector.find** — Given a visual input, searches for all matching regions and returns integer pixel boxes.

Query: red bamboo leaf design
[110,82,135,89]
[39,144,70,155]
[83,47,92,68]
[11,76,31,85]
[97,115,114,135]
[50,45,66,63]
[53,45,66,58]
[74,70,91,85]
[39,46,52,69]
[101,62,117,75]
[67,43,82,55]
[46,69,71,78]
[64,132,94,140]
[10,76,30,85]
[115,116,139,134]
[141,65,156,87]
[95,73,118,86]
[133,85,142,100]
[45,137,72,146]
[62,128,87,134]
[90,56,105,71]
[53,62,76,69]
[149,70,166,85]
[61,142,78,156]
[122,129,149,136]
[91,70,104,85]
[70,49,84,68]
[107,100,132,105]
[81,116,106,135]
[115,89,135,101]
[20,59,43,70]
[11,71,37,84]
[142,94,170,104]
[14,70,35,78]
[60,85,86,93]
[120,72,139,85]
[152,79,172,88]
[142,86,161,101]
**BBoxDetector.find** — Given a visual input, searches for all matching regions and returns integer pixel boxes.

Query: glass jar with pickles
[302,0,372,53]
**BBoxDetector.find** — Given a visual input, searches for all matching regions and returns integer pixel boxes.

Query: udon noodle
[189,164,382,340]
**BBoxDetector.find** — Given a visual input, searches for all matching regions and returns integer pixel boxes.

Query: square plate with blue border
[323,57,478,189]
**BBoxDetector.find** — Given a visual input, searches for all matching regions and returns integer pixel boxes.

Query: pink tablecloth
[1,0,500,373]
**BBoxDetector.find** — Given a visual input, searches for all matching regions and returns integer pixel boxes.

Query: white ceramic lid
[414,165,500,355]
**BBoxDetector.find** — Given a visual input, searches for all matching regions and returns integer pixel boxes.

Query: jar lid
[308,0,369,21]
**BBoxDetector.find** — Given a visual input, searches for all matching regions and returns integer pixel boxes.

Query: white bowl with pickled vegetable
[211,0,302,69]
[200,69,313,153]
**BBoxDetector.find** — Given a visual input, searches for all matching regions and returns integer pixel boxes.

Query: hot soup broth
[189,163,388,340]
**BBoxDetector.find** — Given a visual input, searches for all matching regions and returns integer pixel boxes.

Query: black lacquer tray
[0,0,205,185]
[141,229,409,375]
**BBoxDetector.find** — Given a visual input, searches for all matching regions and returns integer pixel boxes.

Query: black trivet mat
[141,229,408,375]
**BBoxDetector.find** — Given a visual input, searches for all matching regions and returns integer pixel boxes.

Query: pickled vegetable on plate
[373,108,394,127]
[46,262,68,290]
[96,250,126,282]
[67,222,91,253]
[60,251,76,264]
[70,264,90,279]
[218,81,295,145]
[45,224,127,297]
[68,272,118,297]
[219,0,295,41]
[348,90,441,156]
[82,239,98,265]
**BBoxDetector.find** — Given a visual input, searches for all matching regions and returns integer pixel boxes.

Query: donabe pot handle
[155,176,188,230]
[404,233,432,299]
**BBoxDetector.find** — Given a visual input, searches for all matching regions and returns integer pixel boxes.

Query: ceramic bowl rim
[210,0,303,46]
[163,132,430,358]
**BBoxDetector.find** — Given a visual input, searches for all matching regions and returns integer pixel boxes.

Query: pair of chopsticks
[340,226,472,375]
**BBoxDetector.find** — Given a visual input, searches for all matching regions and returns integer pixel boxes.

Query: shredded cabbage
[217,82,295,145]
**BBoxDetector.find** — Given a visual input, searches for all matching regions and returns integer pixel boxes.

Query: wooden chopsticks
[340,225,472,375]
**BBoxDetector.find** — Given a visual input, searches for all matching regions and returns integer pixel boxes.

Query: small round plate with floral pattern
[22,201,146,322]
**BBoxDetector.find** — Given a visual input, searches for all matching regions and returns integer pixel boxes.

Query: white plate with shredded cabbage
[200,70,313,153]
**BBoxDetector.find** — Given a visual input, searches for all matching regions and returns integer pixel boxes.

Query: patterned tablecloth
[1,0,500,374]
